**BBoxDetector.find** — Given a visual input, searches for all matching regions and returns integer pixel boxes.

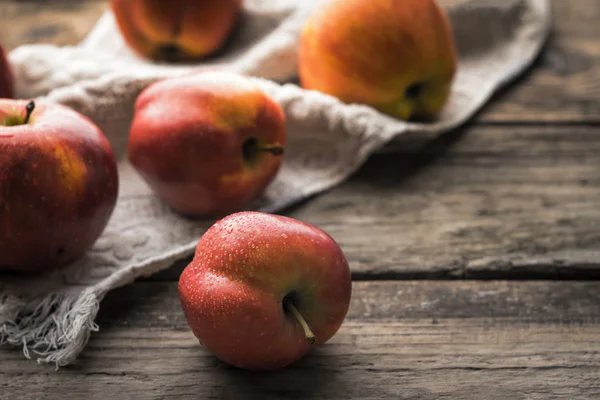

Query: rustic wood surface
[2,281,599,399]
[289,125,600,278]
[1,0,599,399]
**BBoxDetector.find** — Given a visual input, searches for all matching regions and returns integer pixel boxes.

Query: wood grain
[0,0,599,123]
[145,124,600,281]
[2,281,599,399]
[293,125,600,278]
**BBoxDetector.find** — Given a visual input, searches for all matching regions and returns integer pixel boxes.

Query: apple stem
[23,100,35,124]
[284,300,316,345]
[257,144,284,156]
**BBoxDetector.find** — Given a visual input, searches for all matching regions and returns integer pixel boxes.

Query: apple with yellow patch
[298,0,457,121]
[127,71,286,218]
[110,0,243,61]
[0,100,119,274]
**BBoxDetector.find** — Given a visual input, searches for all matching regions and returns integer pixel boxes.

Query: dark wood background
[1,0,599,399]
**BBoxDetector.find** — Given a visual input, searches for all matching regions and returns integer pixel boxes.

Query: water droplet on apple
[281,234,288,239]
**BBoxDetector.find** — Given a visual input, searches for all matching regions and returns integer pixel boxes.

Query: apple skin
[127,71,286,218]
[178,211,352,370]
[298,0,457,121]
[0,44,13,98]
[110,0,243,61]
[0,99,119,274]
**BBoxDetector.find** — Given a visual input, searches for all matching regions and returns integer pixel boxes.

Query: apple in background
[298,0,457,121]
[0,43,13,98]
[178,211,352,370]
[127,71,286,218]
[110,0,243,61]
[0,99,119,274]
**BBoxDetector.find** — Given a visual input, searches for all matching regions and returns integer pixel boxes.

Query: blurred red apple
[110,0,243,61]
[127,71,286,218]
[178,211,352,370]
[0,44,13,98]
[0,100,119,274]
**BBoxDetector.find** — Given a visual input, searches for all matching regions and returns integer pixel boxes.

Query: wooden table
[2,1,600,399]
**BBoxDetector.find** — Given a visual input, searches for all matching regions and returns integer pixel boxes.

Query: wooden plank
[288,125,600,279]
[1,281,599,399]
[145,124,600,281]
[0,0,599,123]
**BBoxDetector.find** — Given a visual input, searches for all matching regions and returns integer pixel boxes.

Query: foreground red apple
[0,100,119,274]
[111,0,243,61]
[0,44,13,98]
[127,71,286,218]
[178,211,352,370]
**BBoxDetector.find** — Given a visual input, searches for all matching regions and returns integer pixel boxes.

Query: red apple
[127,71,286,218]
[178,211,352,370]
[0,99,119,274]
[0,43,13,98]
[110,0,243,61]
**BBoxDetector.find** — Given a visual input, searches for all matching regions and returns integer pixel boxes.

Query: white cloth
[0,0,551,367]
